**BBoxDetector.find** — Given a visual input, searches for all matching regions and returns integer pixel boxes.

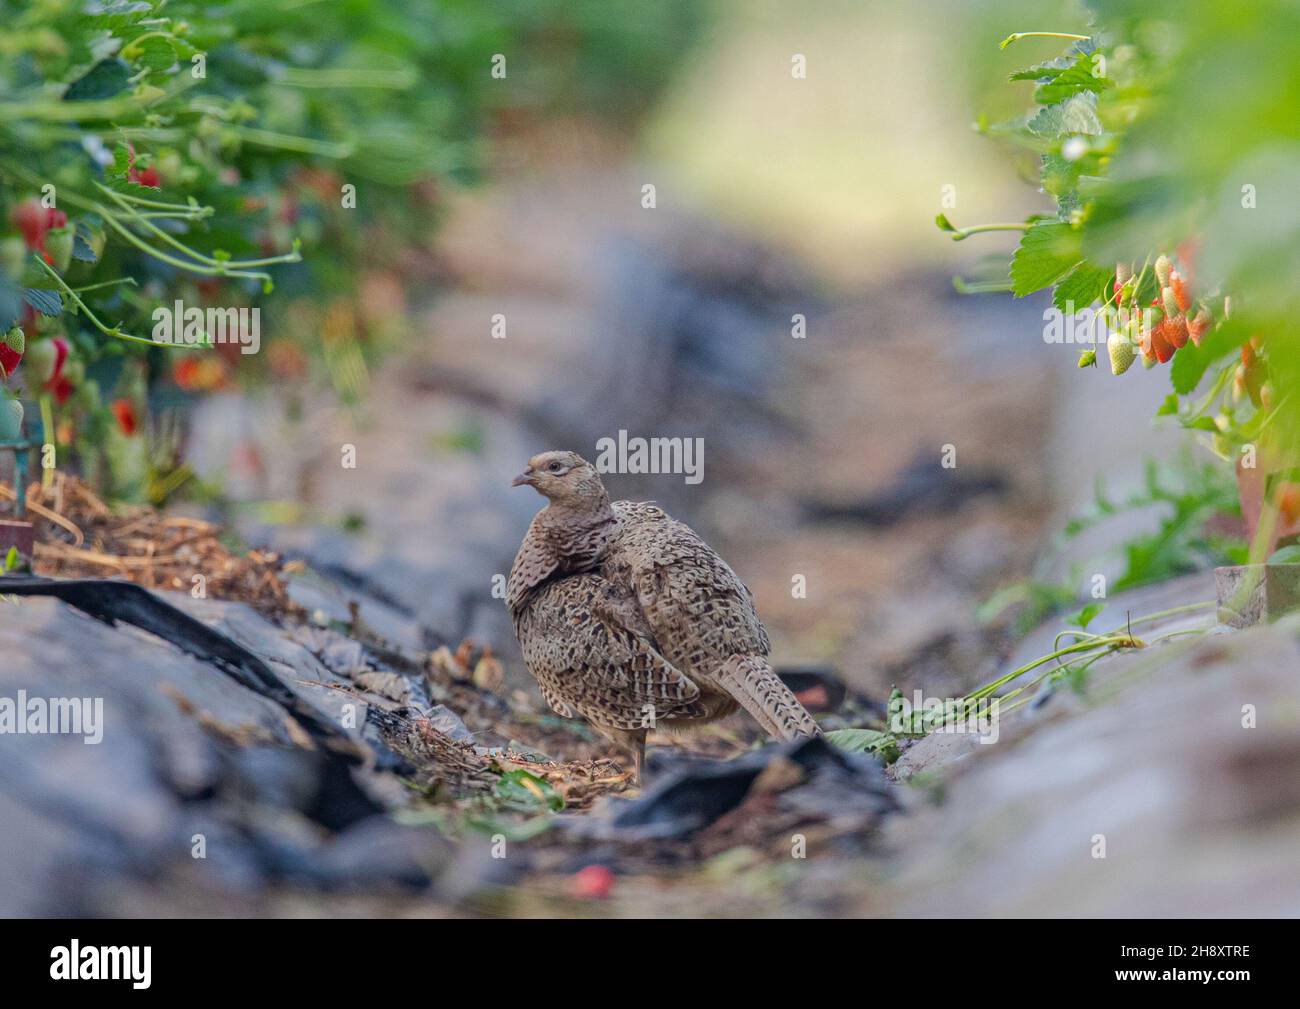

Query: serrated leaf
[1034,54,1110,106]
[1010,223,1083,297]
[1053,262,1111,312]
[1010,56,1075,82]
[85,1,153,30]
[127,35,177,73]
[63,58,132,102]
[1027,92,1103,138]
[110,143,133,180]
[24,288,62,317]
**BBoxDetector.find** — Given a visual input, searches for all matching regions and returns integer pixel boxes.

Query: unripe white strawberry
[1155,254,1173,287]
[1108,329,1136,375]
[0,398,22,440]
[1162,286,1181,320]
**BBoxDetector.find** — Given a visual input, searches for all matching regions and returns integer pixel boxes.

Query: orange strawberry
[1169,271,1191,312]
[1163,315,1190,351]
[1279,484,1300,526]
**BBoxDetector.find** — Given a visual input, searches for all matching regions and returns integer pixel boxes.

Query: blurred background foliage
[0,0,705,501]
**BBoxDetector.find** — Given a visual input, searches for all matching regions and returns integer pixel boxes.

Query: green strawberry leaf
[1011,223,1084,297]
[24,288,62,317]
[63,58,132,101]
[1170,317,1250,395]
[1053,262,1112,312]
[1009,56,1075,82]
[1034,53,1110,106]
[1028,92,1103,138]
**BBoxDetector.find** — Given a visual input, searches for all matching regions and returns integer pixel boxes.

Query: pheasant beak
[511,469,535,488]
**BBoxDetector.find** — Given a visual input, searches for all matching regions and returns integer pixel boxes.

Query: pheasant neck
[543,494,617,570]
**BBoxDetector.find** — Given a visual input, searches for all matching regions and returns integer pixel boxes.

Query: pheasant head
[513,450,609,508]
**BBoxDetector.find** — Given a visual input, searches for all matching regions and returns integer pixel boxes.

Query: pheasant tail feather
[716,654,820,741]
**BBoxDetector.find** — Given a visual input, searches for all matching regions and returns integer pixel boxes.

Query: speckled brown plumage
[507,450,819,777]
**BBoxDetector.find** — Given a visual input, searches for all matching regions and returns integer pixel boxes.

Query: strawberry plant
[942,0,1300,559]
[0,1,701,502]
[0,0,498,497]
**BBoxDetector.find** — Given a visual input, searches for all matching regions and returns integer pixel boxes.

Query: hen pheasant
[507,450,819,780]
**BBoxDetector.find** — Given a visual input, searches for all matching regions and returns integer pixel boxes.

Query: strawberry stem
[946,222,1030,242]
[1000,31,1091,49]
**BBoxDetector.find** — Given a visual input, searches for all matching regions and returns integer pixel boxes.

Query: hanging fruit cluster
[1,199,115,442]
[1105,253,1221,375]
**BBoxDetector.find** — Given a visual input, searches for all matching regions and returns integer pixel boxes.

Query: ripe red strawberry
[129,165,161,188]
[12,201,46,249]
[10,201,67,255]
[111,398,138,436]
[126,144,162,188]
[1187,308,1212,346]
[50,375,74,405]
[1147,321,1175,363]
[0,326,23,379]
[568,865,614,900]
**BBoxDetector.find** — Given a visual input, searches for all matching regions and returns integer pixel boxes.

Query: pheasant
[506,450,819,781]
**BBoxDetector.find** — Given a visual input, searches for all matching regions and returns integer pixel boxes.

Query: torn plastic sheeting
[569,736,899,842]
[0,575,366,764]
